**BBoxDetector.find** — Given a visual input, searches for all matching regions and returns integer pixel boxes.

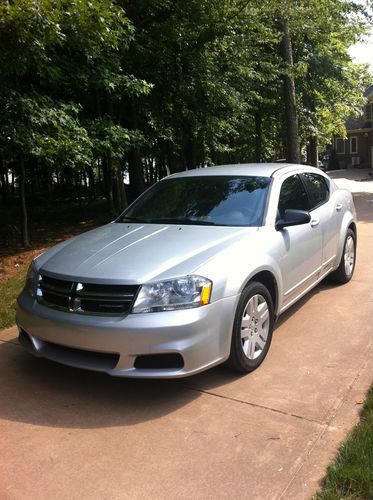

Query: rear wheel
[227,282,274,373]
[329,228,356,284]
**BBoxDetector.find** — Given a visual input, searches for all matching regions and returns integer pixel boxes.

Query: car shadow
[1,190,372,430]
[0,277,339,431]
[0,340,202,429]
[179,278,343,392]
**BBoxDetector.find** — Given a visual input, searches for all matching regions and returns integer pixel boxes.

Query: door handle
[336,203,343,211]
[310,218,320,227]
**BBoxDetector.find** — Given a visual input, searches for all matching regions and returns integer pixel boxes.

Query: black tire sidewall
[343,228,356,281]
[333,228,356,283]
[229,281,274,372]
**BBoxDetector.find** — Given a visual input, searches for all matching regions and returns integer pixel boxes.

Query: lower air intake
[134,353,184,370]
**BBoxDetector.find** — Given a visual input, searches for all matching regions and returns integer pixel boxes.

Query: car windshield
[116,175,271,227]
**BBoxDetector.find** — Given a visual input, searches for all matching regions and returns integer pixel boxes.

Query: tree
[0,93,92,245]
[280,17,300,163]
[0,0,148,244]
[1,0,372,248]
[276,0,371,164]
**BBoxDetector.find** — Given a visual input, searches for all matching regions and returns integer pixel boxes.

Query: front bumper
[16,291,238,378]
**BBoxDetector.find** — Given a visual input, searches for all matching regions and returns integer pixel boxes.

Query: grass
[316,385,373,500]
[0,264,28,329]
[0,197,111,329]
[0,197,110,328]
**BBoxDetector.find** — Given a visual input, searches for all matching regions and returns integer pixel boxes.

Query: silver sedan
[16,163,357,378]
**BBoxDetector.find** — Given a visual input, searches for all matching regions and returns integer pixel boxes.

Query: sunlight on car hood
[38,222,257,283]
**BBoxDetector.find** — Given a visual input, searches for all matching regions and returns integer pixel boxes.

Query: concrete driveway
[1,169,372,500]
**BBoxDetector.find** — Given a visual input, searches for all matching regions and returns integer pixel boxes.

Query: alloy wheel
[344,235,355,277]
[240,294,270,360]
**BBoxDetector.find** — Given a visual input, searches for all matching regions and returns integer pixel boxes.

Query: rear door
[301,172,340,275]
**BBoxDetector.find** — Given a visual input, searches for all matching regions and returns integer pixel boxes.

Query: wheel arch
[244,270,279,318]
[348,221,357,243]
[335,216,357,267]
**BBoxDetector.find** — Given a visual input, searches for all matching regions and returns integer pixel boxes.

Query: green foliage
[120,0,371,167]
[0,0,372,234]
[316,385,373,499]
[122,0,284,167]
[87,117,145,159]
[0,93,92,168]
[280,0,372,148]
[0,0,147,178]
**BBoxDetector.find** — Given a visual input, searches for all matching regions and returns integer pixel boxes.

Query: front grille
[37,274,139,316]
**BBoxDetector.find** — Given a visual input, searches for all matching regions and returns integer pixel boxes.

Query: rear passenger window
[278,174,309,219]
[302,173,329,210]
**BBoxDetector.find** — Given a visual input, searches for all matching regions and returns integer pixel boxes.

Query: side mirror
[275,209,311,231]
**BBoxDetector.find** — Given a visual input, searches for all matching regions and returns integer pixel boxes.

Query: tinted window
[302,173,329,210]
[278,174,309,218]
[117,175,271,227]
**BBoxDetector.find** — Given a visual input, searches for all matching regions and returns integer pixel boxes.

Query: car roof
[165,163,323,179]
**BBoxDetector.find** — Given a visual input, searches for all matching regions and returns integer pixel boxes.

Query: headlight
[132,275,212,313]
[24,261,39,298]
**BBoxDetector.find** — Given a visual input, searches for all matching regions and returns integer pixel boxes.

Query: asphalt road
[1,169,372,500]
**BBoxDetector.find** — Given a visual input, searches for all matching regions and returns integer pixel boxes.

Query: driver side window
[278,174,309,219]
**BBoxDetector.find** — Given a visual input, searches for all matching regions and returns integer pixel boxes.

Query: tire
[227,281,274,373]
[329,228,356,284]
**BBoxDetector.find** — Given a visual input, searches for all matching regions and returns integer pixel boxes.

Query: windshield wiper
[118,216,226,226]
[147,217,219,226]
[117,216,149,223]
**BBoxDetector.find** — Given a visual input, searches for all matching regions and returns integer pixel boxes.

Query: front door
[275,173,323,311]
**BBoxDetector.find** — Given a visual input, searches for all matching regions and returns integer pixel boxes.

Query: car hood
[39,222,256,283]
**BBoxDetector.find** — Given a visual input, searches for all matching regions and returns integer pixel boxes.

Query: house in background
[333,85,373,169]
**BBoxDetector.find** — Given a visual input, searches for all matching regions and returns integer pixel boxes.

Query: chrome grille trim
[37,274,140,316]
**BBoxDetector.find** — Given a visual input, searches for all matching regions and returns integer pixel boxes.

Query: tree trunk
[128,148,145,199]
[127,101,145,198]
[19,157,30,247]
[254,112,262,162]
[281,18,300,164]
[0,160,8,202]
[74,172,82,208]
[307,136,318,168]
[184,120,196,170]
[102,155,115,214]
[116,162,128,210]
[167,141,184,174]
[157,140,167,180]
[11,168,15,195]
[113,160,127,214]
[29,160,36,198]
[87,165,97,199]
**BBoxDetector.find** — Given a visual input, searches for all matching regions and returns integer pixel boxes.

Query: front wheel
[227,282,274,373]
[329,228,356,284]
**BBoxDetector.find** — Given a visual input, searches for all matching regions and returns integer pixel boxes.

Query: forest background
[0,0,372,247]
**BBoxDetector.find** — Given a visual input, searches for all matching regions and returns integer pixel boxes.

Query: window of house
[366,103,373,121]
[350,136,358,154]
[335,138,345,154]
